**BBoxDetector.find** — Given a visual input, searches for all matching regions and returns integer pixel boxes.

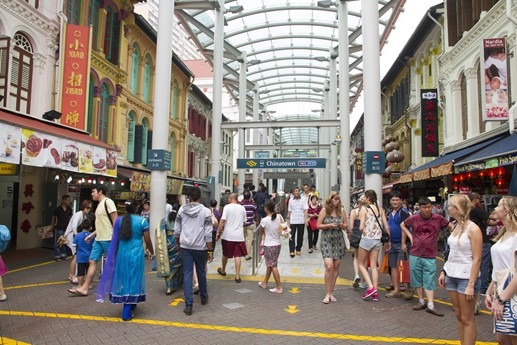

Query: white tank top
[443,222,478,279]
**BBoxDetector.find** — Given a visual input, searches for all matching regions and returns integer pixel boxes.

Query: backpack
[0,225,11,253]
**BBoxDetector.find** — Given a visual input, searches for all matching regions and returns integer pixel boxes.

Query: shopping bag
[379,252,389,274]
[37,225,54,239]
[397,251,410,283]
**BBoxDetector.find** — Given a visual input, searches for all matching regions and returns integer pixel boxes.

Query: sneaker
[425,307,444,317]
[296,251,301,255]
[413,302,427,310]
[352,276,361,289]
[362,287,377,299]
[269,287,283,294]
[0,294,6,301]
[359,281,368,289]
[372,293,379,301]
[193,284,199,294]
[386,291,403,298]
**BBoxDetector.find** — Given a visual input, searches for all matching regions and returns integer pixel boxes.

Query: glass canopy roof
[174,0,403,143]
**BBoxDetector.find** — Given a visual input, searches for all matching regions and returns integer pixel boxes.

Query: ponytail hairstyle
[168,203,180,223]
[364,189,378,208]
[120,198,138,241]
[449,194,471,241]
[264,200,277,221]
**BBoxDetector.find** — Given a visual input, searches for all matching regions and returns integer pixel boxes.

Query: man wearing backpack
[68,185,117,296]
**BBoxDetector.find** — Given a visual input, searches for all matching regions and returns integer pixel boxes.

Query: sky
[269,0,443,132]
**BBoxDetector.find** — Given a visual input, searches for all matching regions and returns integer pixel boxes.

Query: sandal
[330,295,337,302]
[269,287,283,294]
[258,282,267,289]
[217,267,226,276]
[323,294,331,304]
[166,288,173,295]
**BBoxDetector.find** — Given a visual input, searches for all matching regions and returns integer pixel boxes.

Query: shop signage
[0,163,17,175]
[0,123,21,164]
[421,89,439,157]
[147,149,171,171]
[454,152,517,173]
[355,148,364,179]
[362,151,384,174]
[60,24,92,130]
[482,38,509,121]
[130,172,150,192]
[237,158,326,169]
[254,151,270,159]
[459,186,472,195]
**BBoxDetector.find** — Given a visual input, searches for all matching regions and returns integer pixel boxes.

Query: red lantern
[453,184,459,190]
[495,177,505,186]
[497,166,505,176]
[467,172,473,179]
[453,175,459,183]
[459,174,465,182]
[479,170,485,177]
[488,169,496,178]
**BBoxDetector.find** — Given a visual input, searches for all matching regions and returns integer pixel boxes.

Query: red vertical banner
[421,89,439,157]
[60,24,91,131]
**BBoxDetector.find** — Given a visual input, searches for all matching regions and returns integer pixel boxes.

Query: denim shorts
[445,275,480,295]
[359,238,382,251]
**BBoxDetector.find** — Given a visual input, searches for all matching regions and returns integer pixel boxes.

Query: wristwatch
[497,295,507,305]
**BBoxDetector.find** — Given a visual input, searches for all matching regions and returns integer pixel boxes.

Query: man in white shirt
[216,193,247,283]
[288,187,309,257]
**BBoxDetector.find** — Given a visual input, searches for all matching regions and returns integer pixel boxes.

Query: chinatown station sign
[59,24,92,130]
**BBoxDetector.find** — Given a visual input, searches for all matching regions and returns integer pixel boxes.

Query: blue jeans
[54,229,67,258]
[181,249,208,307]
[480,242,492,294]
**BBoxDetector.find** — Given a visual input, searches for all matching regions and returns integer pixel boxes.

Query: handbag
[397,251,411,283]
[57,235,69,247]
[494,250,517,334]
[342,229,350,250]
[349,229,361,248]
[368,205,390,243]
[380,252,389,274]
[211,209,218,227]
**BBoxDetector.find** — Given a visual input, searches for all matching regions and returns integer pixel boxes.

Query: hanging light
[495,177,505,186]
[120,181,125,186]
[453,175,459,183]
[479,170,485,177]
[497,166,505,176]
[111,180,115,185]
[67,176,72,183]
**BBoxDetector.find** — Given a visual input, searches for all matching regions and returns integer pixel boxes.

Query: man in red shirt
[402,197,450,317]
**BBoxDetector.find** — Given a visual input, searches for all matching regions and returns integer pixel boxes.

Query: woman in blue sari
[96,199,154,321]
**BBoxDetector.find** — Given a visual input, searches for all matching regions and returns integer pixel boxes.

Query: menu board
[78,143,94,173]
[0,123,21,164]
[106,150,117,177]
[61,139,79,172]
[21,129,55,167]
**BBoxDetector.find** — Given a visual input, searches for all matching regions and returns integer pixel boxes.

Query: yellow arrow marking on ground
[284,305,300,314]
[289,287,300,294]
[314,268,321,274]
[169,298,184,307]
[0,337,31,345]
[292,268,300,274]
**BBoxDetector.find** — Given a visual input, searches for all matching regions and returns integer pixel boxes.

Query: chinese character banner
[60,24,91,130]
[482,38,509,121]
[0,123,21,164]
[420,89,439,157]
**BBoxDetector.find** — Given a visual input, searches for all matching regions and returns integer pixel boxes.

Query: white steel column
[322,83,330,198]
[329,56,338,190]
[338,0,350,213]
[210,0,224,200]
[252,88,259,186]
[465,68,480,139]
[150,0,174,249]
[362,0,382,199]
[238,55,247,195]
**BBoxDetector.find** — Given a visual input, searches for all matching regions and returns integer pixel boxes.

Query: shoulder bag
[104,199,114,226]
[368,205,390,243]
[494,245,517,334]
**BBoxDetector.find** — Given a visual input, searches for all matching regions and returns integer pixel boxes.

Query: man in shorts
[401,197,449,317]
[68,185,117,296]
[216,193,247,283]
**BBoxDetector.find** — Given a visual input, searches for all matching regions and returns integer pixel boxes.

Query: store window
[99,83,110,143]
[10,32,33,114]
[127,111,136,162]
[143,54,151,103]
[0,37,9,107]
[104,5,120,65]
[130,43,139,95]
[66,0,82,25]
[170,132,176,172]
[88,0,101,50]
[172,81,178,119]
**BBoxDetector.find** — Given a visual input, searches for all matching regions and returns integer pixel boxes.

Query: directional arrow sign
[289,287,300,294]
[284,305,300,314]
[169,298,184,307]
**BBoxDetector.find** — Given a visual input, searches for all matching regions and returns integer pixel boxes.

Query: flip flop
[217,267,226,276]
[67,288,87,297]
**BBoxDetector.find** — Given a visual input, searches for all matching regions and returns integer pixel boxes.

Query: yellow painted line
[5,281,69,291]
[6,261,56,274]
[0,336,31,345]
[206,274,352,285]
[0,310,497,344]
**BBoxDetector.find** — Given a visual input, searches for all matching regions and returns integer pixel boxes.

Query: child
[72,218,95,289]
[257,200,283,294]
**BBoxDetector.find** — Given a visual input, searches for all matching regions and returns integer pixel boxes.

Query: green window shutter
[170,133,175,172]
[88,0,100,50]
[127,113,135,162]
[143,55,151,102]
[134,124,143,164]
[131,45,139,95]
[66,0,81,25]
[99,84,110,143]
[142,127,148,165]
[104,7,114,61]
[87,76,94,132]
[172,82,178,119]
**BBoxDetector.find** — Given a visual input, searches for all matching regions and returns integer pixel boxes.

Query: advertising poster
[482,38,509,121]
[78,143,93,173]
[61,139,79,172]
[105,150,117,177]
[21,129,47,167]
[42,135,62,169]
[0,123,21,164]
[92,146,107,175]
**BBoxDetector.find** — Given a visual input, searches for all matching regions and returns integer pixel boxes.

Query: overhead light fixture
[317,0,334,8]
[312,87,323,93]
[67,176,72,183]
[259,90,270,94]
[314,56,329,62]
[249,59,261,65]
[228,5,244,13]
[42,110,62,121]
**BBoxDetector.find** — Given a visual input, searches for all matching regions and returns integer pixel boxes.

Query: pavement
[0,238,498,345]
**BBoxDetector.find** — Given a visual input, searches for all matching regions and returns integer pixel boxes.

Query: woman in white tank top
[438,194,482,345]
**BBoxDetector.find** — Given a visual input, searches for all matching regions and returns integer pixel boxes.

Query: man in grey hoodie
[174,187,214,316]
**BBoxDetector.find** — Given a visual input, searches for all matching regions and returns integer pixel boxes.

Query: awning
[0,109,115,150]
[401,136,502,182]
[454,134,517,173]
